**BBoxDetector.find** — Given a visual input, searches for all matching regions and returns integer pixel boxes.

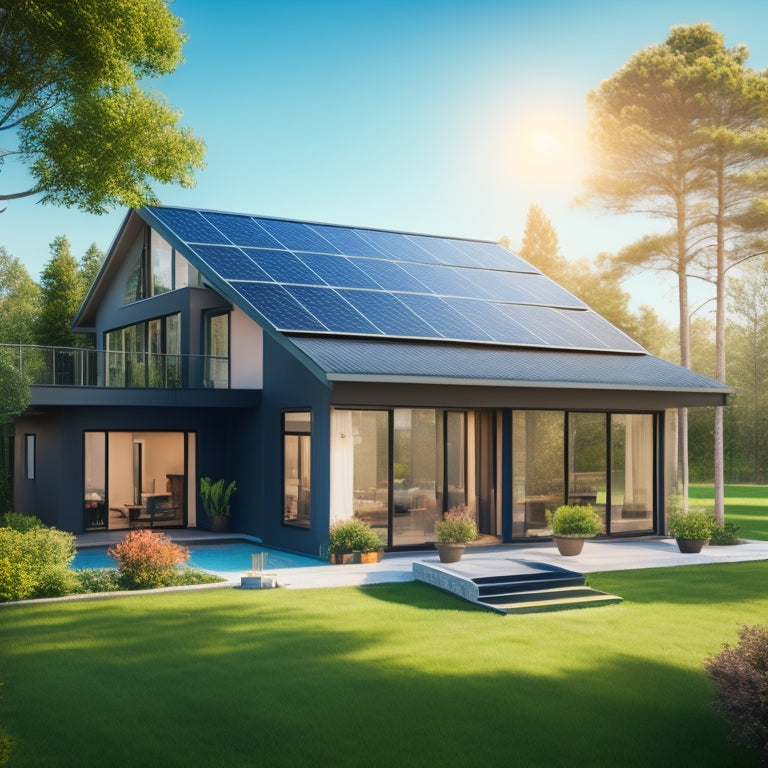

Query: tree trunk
[713,163,726,525]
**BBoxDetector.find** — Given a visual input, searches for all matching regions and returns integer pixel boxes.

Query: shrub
[435,504,478,543]
[668,509,715,540]
[1,512,46,532]
[108,530,190,590]
[709,521,741,546]
[546,504,603,537]
[328,518,383,554]
[74,568,121,594]
[0,526,76,602]
[705,624,768,755]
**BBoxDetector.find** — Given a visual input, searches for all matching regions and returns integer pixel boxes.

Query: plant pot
[330,553,354,565]
[436,542,466,563]
[360,551,379,564]
[554,536,586,556]
[210,514,230,532]
[676,538,708,554]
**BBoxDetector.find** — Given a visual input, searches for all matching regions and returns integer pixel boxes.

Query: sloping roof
[128,205,728,401]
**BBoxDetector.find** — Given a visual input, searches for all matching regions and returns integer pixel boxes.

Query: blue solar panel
[400,263,478,297]
[406,235,482,267]
[351,257,431,293]
[201,212,283,249]
[306,225,385,258]
[338,290,438,337]
[297,253,379,289]
[244,248,325,286]
[566,310,644,351]
[445,298,544,345]
[357,229,441,264]
[190,245,273,282]
[453,240,534,272]
[149,207,225,244]
[394,294,493,341]
[523,274,587,307]
[460,269,539,303]
[496,305,601,348]
[230,282,326,331]
[285,286,382,335]
[257,219,340,253]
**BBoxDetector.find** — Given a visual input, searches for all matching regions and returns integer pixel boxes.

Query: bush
[546,505,603,537]
[328,518,384,554]
[435,504,478,543]
[705,624,768,755]
[74,568,121,594]
[668,509,715,540]
[1,512,46,532]
[0,526,76,602]
[108,530,190,590]
[709,521,741,546]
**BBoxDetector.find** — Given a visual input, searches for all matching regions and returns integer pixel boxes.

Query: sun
[531,131,562,166]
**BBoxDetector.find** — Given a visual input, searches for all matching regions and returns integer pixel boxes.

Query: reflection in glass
[610,414,654,533]
[283,412,311,528]
[568,412,607,532]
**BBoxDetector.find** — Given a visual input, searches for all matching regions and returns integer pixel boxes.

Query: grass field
[1,563,766,768]
[691,484,768,540]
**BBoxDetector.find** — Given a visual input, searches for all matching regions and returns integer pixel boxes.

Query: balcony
[0,344,230,390]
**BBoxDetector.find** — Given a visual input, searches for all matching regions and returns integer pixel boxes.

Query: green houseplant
[328,518,384,564]
[546,504,603,556]
[434,504,478,563]
[667,507,715,553]
[199,477,237,532]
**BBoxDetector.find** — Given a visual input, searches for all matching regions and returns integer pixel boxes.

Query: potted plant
[434,504,478,563]
[668,507,715,553]
[199,477,237,532]
[546,504,603,556]
[328,518,383,564]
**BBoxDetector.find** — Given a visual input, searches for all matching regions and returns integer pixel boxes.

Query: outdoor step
[480,585,601,605]
[479,588,623,615]
[476,575,585,595]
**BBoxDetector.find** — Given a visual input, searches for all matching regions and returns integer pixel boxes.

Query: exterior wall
[230,308,263,389]
[259,334,332,557]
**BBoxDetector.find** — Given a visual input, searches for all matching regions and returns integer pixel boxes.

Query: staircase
[413,558,622,615]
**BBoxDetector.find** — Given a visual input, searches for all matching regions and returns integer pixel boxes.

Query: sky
[3,0,768,324]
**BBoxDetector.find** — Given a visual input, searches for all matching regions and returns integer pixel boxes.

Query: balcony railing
[0,344,230,389]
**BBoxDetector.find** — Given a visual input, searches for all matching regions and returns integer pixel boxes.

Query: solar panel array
[144,206,643,353]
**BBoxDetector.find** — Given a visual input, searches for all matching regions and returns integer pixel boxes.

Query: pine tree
[35,236,81,348]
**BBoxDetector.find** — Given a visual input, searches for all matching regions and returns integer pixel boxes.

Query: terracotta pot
[554,536,586,556]
[331,553,354,565]
[436,542,466,563]
[360,551,379,564]
[676,538,708,554]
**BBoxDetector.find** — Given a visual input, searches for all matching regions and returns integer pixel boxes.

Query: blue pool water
[73,541,323,573]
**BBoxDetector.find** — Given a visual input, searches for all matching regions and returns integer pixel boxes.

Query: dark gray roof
[289,337,731,393]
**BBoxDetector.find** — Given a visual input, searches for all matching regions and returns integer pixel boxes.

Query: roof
[81,205,730,402]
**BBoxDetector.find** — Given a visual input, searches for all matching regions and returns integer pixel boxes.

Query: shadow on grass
[353,580,488,612]
[0,588,757,768]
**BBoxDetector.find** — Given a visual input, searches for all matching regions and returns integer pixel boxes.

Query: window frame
[282,410,312,529]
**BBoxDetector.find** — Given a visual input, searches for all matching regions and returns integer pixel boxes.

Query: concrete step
[479,586,623,615]
[476,575,585,596]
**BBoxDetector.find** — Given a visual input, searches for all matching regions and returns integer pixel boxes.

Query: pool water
[73,541,323,573]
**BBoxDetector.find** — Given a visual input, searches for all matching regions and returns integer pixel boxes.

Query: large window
[283,412,312,528]
[204,312,229,388]
[610,414,654,533]
[105,314,181,388]
[568,412,607,531]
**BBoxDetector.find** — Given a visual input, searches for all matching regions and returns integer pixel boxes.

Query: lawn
[1,563,766,767]
[691,483,768,540]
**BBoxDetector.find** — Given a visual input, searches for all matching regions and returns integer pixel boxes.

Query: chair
[143,496,179,528]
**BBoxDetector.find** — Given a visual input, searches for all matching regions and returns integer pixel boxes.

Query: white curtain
[329,409,354,523]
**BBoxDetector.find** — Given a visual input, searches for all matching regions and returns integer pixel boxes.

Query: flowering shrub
[435,504,478,543]
[705,624,768,755]
[0,526,76,602]
[108,530,190,590]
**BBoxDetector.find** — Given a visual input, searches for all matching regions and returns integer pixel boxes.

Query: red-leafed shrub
[108,530,190,590]
[705,624,768,756]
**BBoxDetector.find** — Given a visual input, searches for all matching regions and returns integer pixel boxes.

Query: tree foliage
[0,0,205,212]
[0,246,39,344]
[35,236,80,347]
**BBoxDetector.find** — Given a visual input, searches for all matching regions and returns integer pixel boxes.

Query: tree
[35,236,80,348]
[0,247,39,343]
[0,0,205,213]
[78,243,104,302]
[581,24,768,519]
[519,204,567,278]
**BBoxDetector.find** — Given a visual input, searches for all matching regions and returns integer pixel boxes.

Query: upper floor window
[123,228,199,305]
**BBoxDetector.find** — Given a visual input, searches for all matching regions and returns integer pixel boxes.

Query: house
[11,206,731,556]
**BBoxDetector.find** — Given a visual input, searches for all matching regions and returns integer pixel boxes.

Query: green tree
[0,0,205,213]
[0,247,39,344]
[519,204,567,278]
[35,236,80,348]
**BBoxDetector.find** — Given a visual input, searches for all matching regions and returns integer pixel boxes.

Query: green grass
[691,484,768,540]
[1,565,767,768]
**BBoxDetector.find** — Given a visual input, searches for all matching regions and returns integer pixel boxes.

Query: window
[283,412,311,528]
[24,434,35,480]
[204,312,229,388]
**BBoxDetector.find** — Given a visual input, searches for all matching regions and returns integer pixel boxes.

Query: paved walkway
[74,531,768,591]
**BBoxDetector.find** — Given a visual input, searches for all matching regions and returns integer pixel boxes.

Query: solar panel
[190,245,272,282]
[141,206,641,354]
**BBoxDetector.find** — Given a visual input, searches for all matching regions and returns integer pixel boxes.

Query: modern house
[11,206,731,556]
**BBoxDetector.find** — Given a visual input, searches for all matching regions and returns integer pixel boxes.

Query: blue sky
[3,0,768,322]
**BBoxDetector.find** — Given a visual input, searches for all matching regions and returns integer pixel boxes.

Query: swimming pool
[72,541,324,574]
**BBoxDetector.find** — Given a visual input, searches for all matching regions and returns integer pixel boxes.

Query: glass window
[445,411,466,510]
[84,432,106,529]
[123,249,147,304]
[512,411,565,536]
[283,412,311,528]
[204,313,229,388]
[24,434,35,480]
[151,230,173,295]
[610,414,654,533]
[568,412,607,532]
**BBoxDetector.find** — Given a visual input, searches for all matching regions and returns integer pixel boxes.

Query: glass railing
[0,344,230,389]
